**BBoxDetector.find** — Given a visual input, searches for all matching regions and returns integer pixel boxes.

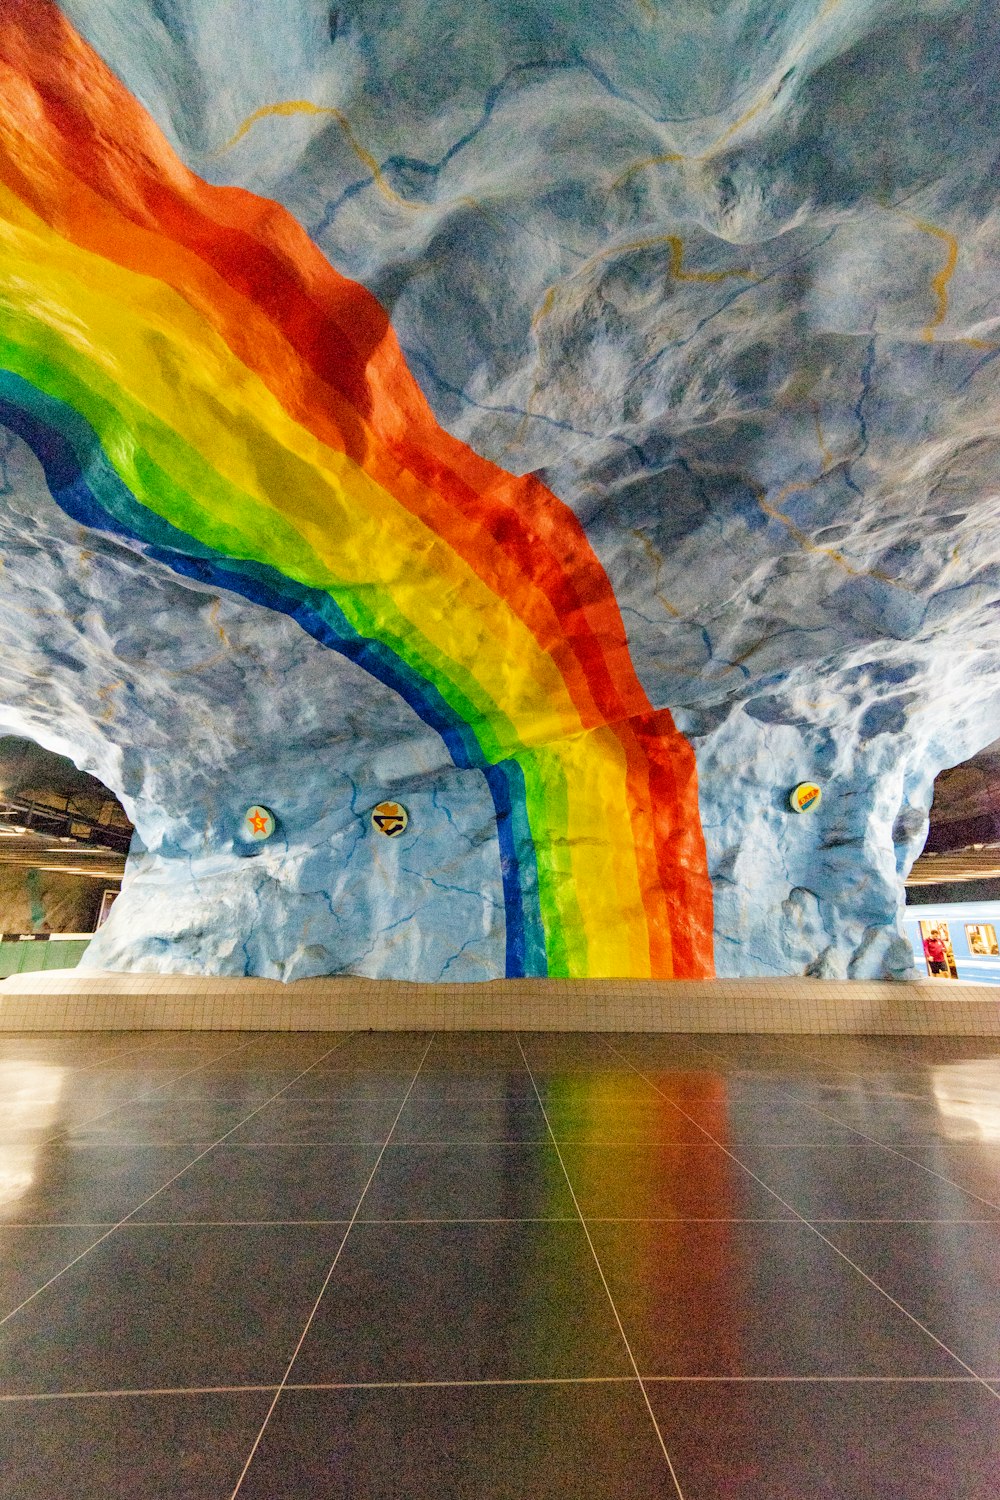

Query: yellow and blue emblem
[789,782,822,814]
[371,801,409,837]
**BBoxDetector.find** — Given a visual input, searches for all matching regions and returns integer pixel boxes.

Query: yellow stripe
[0,182,578,744]
[0,183,652,973]
[557,724,652,976]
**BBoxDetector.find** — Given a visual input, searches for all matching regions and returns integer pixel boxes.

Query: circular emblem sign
[243,805,276,841]
[371,801,409,838]
[789,782,822,814]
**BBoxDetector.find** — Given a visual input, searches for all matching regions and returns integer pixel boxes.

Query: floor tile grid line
[0,1030,359,1331]
[0,1372,991,1406]
[747,1030,1000,1214]
[145,1138,557,1147]
[393,1136,951,1148]
[694,1033,986,1099]
[674,1033,1000,1215]
[0,1034,254,1125]
[128,1216,584,1226]
[18,1033,204,1078]
[793,1097,1000,1216]
[276,1372,997,1388]
[761,1033,986,1064]
[229,1034,438,1500]
[625,1373,998,1382]
[682,1032,878,1068]
[0,1030,188,1055]
[83,1215,1000,1227]
[729,1032,986,1079]
[30,1032,264,1146]
[680,1036,885,1099]
[0,1384,281,1402]
[514,1033,688,1500]
[601,1038,1000,1405]
[0,1215,575,1227]
[0,1035,227,1142]
[0,1376,648,1406]
[696,1020,1000,1209]
[0,1030,266,1321]
[11,1213,997,1229]
[75,1135,919,1146]
[2,1220,359,1229]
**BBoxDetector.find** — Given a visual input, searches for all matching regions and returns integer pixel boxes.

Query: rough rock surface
[0,426,504,980]
[3,0,1000,979]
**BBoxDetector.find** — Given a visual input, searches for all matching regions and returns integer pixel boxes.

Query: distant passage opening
[0,735,132,974]
[904,737,1000,986]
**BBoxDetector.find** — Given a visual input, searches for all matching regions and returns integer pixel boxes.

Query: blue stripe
[0,371,547,977]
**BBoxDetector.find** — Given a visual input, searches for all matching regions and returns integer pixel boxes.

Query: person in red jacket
[923,930,949,977]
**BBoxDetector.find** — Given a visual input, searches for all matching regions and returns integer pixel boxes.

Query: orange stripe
[0,0,715,974]
[618,720,676,976]
[0,12,632,726]
[0,66,605,735]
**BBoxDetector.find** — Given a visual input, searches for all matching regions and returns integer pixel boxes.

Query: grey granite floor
[0,1027,998,1497]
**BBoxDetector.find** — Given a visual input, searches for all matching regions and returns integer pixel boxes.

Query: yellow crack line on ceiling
[907,215,959,341]
[214,113,1000,361]
[613,0,847,187]
[900,214,997,348]
[214,100,420,214]
[511,233,754,453]
[749,452,904,588]
[208,597,231,649]
[214,99,504,244]
[526,230,756,381]
[769,385,898,585]
[630,528,682,618]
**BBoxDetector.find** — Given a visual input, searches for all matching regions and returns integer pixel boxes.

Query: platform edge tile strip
[0,972,998,1034]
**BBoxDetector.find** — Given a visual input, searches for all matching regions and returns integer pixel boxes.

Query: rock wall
[0,426,507,980]
[2,0,1000,980]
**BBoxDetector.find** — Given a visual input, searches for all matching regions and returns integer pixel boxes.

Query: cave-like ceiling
[1,0,999,981]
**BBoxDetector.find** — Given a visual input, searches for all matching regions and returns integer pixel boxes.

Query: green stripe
[517,748,583,976]
[0,312,520,756]
[0,312,588,964]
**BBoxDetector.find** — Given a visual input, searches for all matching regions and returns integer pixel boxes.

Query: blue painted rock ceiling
[2,0,1000,980]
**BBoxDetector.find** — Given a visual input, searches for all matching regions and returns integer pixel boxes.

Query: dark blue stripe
[0,375,547,976]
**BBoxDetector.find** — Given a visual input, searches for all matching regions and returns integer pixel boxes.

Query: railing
[0,935,90,977]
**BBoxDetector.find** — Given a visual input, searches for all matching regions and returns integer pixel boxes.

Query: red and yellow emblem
[243,804,276,841]
[789,783,822,814]
[371,801,409,837]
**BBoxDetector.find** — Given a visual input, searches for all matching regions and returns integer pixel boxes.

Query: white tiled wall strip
[0,971,998,1034]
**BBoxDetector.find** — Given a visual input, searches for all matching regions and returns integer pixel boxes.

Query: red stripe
[0,0,715,974]
[1,5,634,727]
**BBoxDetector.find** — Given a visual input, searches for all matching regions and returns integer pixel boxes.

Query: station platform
[1,970,998,1035]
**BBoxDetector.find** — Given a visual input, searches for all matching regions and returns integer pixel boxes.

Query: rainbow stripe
[0,0,714,979]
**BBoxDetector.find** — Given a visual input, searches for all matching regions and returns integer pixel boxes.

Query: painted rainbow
[0,0,714,979]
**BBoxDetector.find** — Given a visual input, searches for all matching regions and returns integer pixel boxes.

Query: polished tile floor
[1,1028,999,1497]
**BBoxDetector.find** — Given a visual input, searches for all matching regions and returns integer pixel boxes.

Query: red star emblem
[248,810,269,835]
